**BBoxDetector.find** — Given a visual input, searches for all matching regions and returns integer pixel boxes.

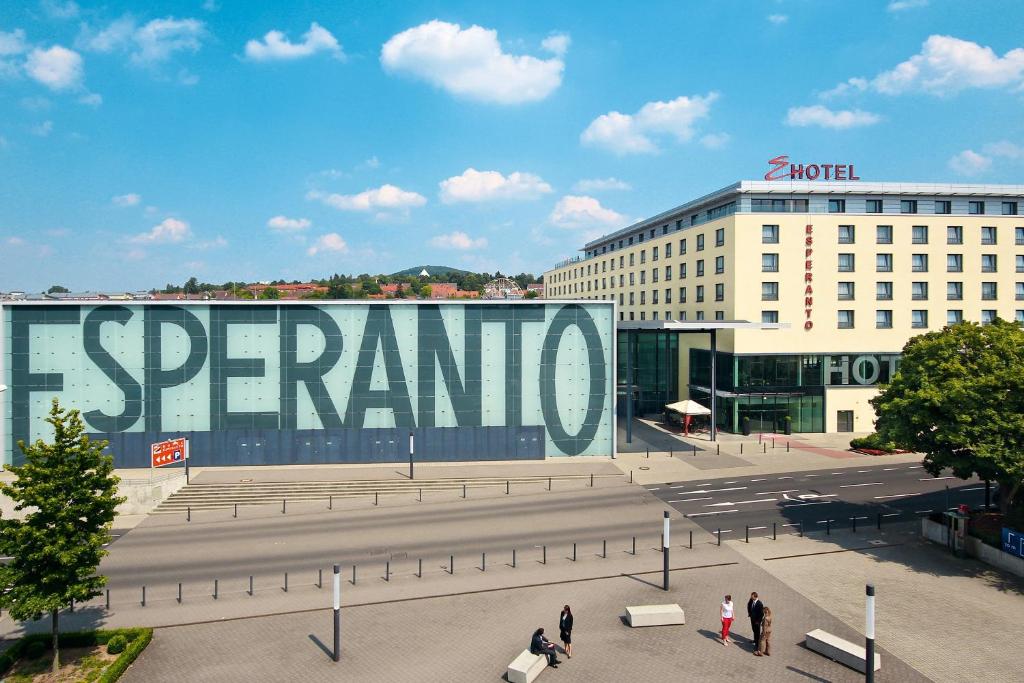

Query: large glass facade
[616,331,679,416]
[689,350,900,433]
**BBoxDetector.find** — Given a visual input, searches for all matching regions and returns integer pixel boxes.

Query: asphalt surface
[647,461,987,538]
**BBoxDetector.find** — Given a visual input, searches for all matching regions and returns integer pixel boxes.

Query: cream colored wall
[825,386,879,433]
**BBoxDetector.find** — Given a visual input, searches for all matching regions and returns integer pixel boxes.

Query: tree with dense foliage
[258,287,280,300]
[47,285,69,294]
[872,319,1024,513]
[182,276,201,295]
[0,400,124,673]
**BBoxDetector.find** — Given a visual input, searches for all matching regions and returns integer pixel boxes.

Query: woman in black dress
[559,604,574,658]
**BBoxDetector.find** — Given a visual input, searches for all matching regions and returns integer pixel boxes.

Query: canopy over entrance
[664,400,711,416]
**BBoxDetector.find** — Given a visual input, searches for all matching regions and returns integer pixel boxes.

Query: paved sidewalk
[729,524,1024,683]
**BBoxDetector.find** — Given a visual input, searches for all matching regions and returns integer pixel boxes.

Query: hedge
[0,627,153,682]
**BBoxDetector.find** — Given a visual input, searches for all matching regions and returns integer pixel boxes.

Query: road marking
[839,482,884,488]
[882,513,901,517]
[756,490,797,495]
[780,523,800,527]
[851,516,869,520]
[748,526,767,530]
[672,497,712,503]
[915,509,935,514]
[646,488,661,491]
[804,474,820,478]
[705,499,778,507]
[831,472,844,475]
[685,487,747,495]
[782,501,834,507]
[921,476,956,481]
[962,487,985,492]
[857,470,870,473]
[668,485,690,489]
[750,478,767,482]
[777,476,794,480]
[815,520,834,524]
[782,493,837,500]
[698,483,711,486]
[908,466,923,469]
[723,481,739,484]
[716,529,734,534]
[874,493,916,499]
[687,510,739,517]
[882,467,897,471]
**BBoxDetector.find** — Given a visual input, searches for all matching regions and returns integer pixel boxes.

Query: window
[1016,282,1024,301]
[640,249,646,264]
[678,310,686,320]
[947,226,963,244]
[935,200,952,214]
[652,311,659,320]
[679,238,687,254]
[652,246,659,261]
[876,254,892,272]
[715,311,725,321]
[912,282,928,300]
[1018,256,1024,273]
[640,291,646,305]
[876,225,893,244]
[877,282,893,300]
[706,201,736,220]
[761,282,779,301]
[982,254,998,273]
[640,271,646,284]
[981,226,997,245]
[751,198,808,212]
[762,225,779,243]
[969,200,985,215]
[691,214,698,226]
[761,311,779,323]
[680,263,687,278]
[696,285,704,303]
[665,243,672,258]
[619,255,624,268]
[628,312,634,320]
[696,260,705,277]
[638,233,644,243]
[876,310,892,329]
[1003,201,1018,215]
[838,310,855,329]
[1017,227,1024,245]
[665,288,672,304]
[649,229,655,238]
[652,268,659,283]
[1017,310,1024,325]
[982,282,998,300]
[715,228,725,247]
[629,253,635,266]
[901,200,918,214]
[981,310,996,325]
[947,282,963,300]
[912,225,928,244]
[912,254,928,272]
[947,310,963,325]
[679,286,687,303]
[866,199,883,213]
[618,274,624,287]
[838,282,855,300]
[629,272,635,286]
[762,254,779,272]
[947,254,963,272]
[829,198,846,213]
[839,253,855,272]
[628,236,634,245]
[696,311,705,321]
[639,312,645,321]
[715,256,724,274]
[665,311,672,320]
[838,225,855,244]
[911,310,928,328]
[665,265,672,280]
[696,234,705,251]
[662,225,669,235]
[628,292,634,305]
[675,220,683,231]
[652,290,659,304]
[715,283,724,301]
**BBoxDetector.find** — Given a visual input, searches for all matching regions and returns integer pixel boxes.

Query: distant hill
[390,265,472,277]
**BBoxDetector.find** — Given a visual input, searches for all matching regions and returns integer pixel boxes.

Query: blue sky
[1,0,1023,292]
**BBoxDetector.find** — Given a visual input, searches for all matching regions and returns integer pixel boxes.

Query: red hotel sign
[765,155,860,181]
[804,224,814,330]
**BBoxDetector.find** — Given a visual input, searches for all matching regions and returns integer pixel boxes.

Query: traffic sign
[151,438,187,468]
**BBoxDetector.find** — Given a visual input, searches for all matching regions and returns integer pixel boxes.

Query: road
[647,461,987,538]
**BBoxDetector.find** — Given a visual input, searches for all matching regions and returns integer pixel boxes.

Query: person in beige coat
[754,606,773,656]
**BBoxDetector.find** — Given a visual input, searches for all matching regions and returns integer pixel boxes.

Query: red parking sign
[151,438,187,468]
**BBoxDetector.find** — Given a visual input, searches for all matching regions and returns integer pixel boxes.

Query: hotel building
[544,180,1024,434]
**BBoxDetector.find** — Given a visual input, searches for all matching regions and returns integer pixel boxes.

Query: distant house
[429,283,479,299]
[247,283,327,299]
[526,284,545,298]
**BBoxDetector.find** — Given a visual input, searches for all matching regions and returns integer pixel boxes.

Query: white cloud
[202,0,220,11]
[81,16,205,66]
[25,45,83,90]
[78,92,102,106]
[767,14,788,25]
[267,215,311,231]
[7,236,26,246]
[549,195,626,230]
[380,20,566,104]
[887,0,928,11]
[439,168,553,203]
[572,177,631,193]
[112,193,141,207]
[0,136,7,149]
[541,33,570,57]
[81,17,135,53]
[948,149,992,175]
[700,132,731,149]
[192,236,228,250]
[307,232,348,256]
[581,93,718,155]
[873,35,1024,95]
[131,217,191,243]
[244,22,343,62]
[430,231,488,250]
[306,184,427,212]
[819,77,868,99]
[31,120,53,136]
[41,1,80,19]
[785,105,881,129]
[0,29,27,56]
[985,140,1024,160]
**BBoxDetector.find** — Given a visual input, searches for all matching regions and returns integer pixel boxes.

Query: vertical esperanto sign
[1,301,615,466]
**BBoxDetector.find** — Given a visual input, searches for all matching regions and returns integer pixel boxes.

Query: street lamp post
[865,583,875,683]
[332,564,341,662]
[662,511,670,591]
[408,432,414,480]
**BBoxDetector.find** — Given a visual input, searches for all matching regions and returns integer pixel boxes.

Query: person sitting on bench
[530,627,560,668]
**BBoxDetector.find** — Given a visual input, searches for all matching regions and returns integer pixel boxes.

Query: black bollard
[249,575,254,595]
[670,449,673,458]
[187,506,190,522]
[385,561,390,582]
[214,579,218,600]
[646,448,649,458]
[318,569,323,589]
[375,491,379,506]
[282,499,286,514]
[717,444,720,455]
[799,520,804,537]
[329,495,332,510]
[787,442,790,452]
[284,572,288,592]
[689,530,693,549]
[763,443,767,453]
[602,539,607,558]
[572,543,576,561]
[826,519,831,535]
[740,443,744,454]
[419,488,422,502]
[717,528,721,546]
[590,473,594,487]
[745,525,749,543]
[772,438,776,449]
[632,536,636,555]
[773,522,777,540]
[234,503,237,518]
[693,444,697,457]
[548,477,552,491]
[506,480,510,495]
[513,548,517,568]
[629,470,633,483]
[482,552,486,572]
[877,513,882,531]
[105,589,110,610]
[852,517,858,533]
[418,558,422,578]
[462,484,466,499]
[352,565,356,585]
[141,586,146,607]
[543,545,547,564]
[450,555,454,575]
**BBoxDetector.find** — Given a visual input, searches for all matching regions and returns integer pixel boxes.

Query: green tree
[524,289,539,299]
[183,277,200,295]
[258,286,280,300]
[47,285,69,294]
[0,400,124,673]
[872,319,1024,513]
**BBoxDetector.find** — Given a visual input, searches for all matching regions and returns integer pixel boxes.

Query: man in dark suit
[530,627,560,668]
[747,592,765,653]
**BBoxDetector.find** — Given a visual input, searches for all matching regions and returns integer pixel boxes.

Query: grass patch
[0,628,152,683]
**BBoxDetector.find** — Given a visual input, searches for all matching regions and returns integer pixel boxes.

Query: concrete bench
[507,649,547,683]
[625,604,686,627]
[805,629,880,674]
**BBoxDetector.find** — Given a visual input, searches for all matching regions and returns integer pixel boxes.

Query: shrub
[850,432,898,453]
[25,640,46,660]
[106,635,128,655]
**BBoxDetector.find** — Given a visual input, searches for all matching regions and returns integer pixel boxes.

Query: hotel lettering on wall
[825,354,900,386]
[804,224,813,330]
[764,155,860,181]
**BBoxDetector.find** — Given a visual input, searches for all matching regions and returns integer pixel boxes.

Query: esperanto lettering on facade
[764,155,860,182]
[2,302,614,463]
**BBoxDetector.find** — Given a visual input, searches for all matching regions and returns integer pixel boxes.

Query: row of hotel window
[762,252,1024,273]
[763,224,1024,245]
[555,230,727,281]
[588,203,737,256]
[761,281,1024,301]
[611,309,1024,325]
[820,199,1020,216]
